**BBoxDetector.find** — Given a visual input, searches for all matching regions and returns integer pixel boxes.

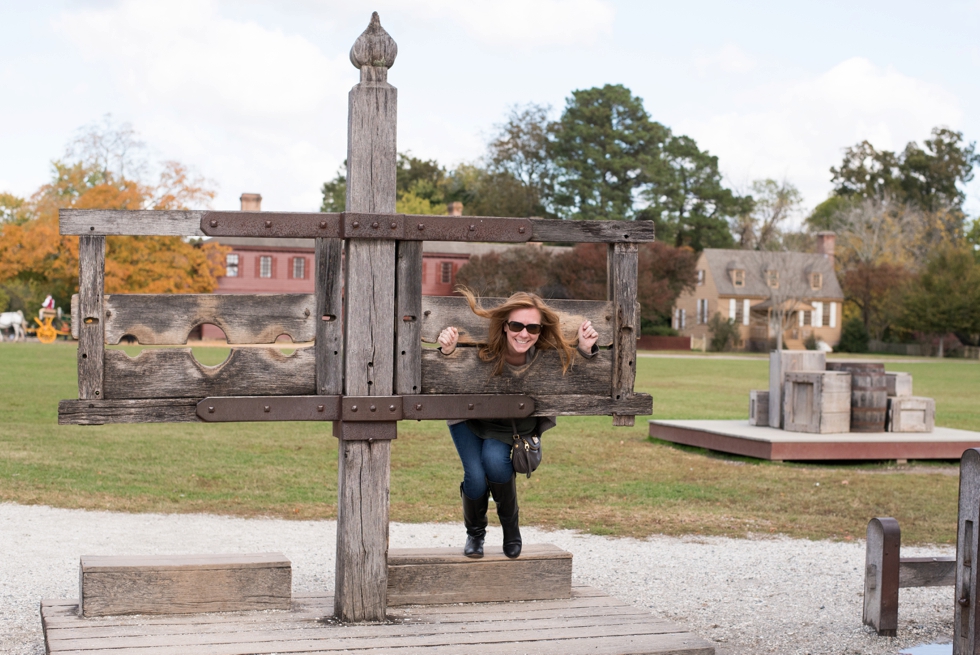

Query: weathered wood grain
[79,553,291,617]
[78,236,105,400]
[97,294,316,345]
[887,396,935,433]
[387,544,571,605]
[863,517,900,636]
[749,390,769,426]
[420,348,612,395]
[420,296,614,347]
[59,399,200,425]
[768,350,826,428]
[60,209,206,236]
[395,240,423,394]
[530,393,652,417]
[886,372,913,397]
[334,26,399,621]
[782,371,850,434]
[102,348,315,399]
[900,557,956,588]
[954,448,980,651]
[529,218,654,243]
[315,238,344,395]
[608,242,638,426]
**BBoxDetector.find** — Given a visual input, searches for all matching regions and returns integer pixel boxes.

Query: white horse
[0,310,26,342]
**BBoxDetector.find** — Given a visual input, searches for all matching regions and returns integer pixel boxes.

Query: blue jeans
[450,422,514,499]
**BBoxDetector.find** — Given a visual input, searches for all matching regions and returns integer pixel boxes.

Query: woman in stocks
[437,289,600,559]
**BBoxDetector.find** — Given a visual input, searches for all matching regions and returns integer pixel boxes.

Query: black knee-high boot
[488,476,522,558]
[461,483,488,558]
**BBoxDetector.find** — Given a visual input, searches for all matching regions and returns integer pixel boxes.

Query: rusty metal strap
[199,211,532,242]
[196,394,534,423]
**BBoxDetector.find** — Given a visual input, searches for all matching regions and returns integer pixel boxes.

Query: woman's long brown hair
[457,287,578,376]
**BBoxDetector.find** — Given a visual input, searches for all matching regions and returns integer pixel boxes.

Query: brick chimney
[240,193,262,211]
[447,201,463,216]
[815,231,835,267]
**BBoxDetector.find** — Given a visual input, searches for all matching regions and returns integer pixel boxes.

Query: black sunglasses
[505,321,542,335]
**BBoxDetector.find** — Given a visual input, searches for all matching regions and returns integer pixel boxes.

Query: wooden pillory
[59,13,653,624]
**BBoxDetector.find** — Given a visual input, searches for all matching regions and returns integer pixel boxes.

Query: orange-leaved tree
[0,160,228,313]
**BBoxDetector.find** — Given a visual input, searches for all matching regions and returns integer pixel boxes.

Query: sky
[2,0,979,224]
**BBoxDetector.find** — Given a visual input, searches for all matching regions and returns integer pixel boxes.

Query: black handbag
[510,419,541,478]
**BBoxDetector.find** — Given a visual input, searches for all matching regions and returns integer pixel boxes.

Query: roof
[702,249,843,300]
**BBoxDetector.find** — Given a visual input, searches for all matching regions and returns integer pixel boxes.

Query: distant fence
[869,340,980,359]
[637,336,691,351]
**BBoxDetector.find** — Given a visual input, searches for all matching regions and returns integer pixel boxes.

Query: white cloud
[386,0,615,47]
[677,57,963,217]
[695,43,757,75]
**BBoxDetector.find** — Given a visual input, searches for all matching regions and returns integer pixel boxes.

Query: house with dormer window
[673,233,844,350]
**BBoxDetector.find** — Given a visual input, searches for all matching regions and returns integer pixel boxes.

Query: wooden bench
[387,544,572,605]
[862,517,955,636]
[79,552,291,617]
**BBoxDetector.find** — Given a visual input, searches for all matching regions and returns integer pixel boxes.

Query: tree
[731,179,801,250]
[550,84,667,220]
[484,103,556,217]
[901,246,980,356]
[320,164,345,212]
[745,250,813,351]
[455,247,555,297]
[0,193,30,224]
[639,135,750,250]
[321,153,449,215]
[443,164,542,218]
[841,261,910,341]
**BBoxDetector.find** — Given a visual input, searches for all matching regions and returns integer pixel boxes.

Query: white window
[225,253,239,277]
[697,299,709,325]
[813,302,824,327]
[441,261,453,284]
[680,308,686,329]
[742,299,750,326]
[732,269,745,287]
[292,257,306,280]
[811,272,823,290]
[697,269,705,285]
[259,256,272,278]
[765,269,779,289]
[729,298,736,320]
[829,302,837,328]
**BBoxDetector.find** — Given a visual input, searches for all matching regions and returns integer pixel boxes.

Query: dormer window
[732,269,745,287]
[765,269,779,288]
[810,272,822,290]
[697,269,705,285]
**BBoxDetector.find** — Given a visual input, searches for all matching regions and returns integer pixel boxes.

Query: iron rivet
[351,405,358,412]
[352,221,360,228]
[265,220,272,228]
[368,438,374,444]
[264,405,271,412]
[319,221,327,228]
[519,403,525,409]
[389,405,396,412]
[418,223,425,231]
[304,309,310,317]
[371,221,379,229]
[469,224,476,231]
[416,403,422,410]
[105,310,111,317]
[390,222,397,229]
[960,596,970,607]
[468,403,474,410]
[208,406,215,413]
[317,404,324,412]
[370,405,377,412]
[518,226,525,234]
[210,220,218,227]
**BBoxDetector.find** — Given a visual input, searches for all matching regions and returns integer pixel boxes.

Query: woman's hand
[438,326,459,354]
[577,320,598,353]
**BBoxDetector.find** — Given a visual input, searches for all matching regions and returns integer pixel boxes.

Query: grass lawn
[1,342,976,544]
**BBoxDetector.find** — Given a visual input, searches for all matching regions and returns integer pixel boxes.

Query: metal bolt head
[319,220,327,228]
[208,406,215,413]
[371,221,379,229]
[519,402,525,410]
[264,405,271,412]
[390,222,397,229]
[518,226,525,234]
[304,308,311,317]
[265,220,272,228]
[417,223,425,231]
[468,403,474,410]
[317,404,324,412]
[352,221,360,228]
[389,405,396,412]
[351,405,358,412]
[469,224,476,231]
[368,438,374,444]
[210,219,218,227]
[415,403,422,410]
[370,405,377,412]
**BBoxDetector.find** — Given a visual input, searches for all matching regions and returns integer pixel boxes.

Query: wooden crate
[387,544,572,605]
[887,396,935,433]
[749,390,769,426]
[886,372,913,397]
[782,371,851,434]
[768,351,826,428]
[79,552,291,617]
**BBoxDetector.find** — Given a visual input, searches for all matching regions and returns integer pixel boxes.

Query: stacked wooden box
[749,390,769,426]
[782,371,851,434]
[768,351,827,429]
[884,372,935,433]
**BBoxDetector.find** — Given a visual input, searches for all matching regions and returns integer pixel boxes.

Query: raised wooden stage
[650,419,980,461]
[40,586,714,655]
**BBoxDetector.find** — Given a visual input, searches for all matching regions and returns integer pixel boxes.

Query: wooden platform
[650,419,980,461]
[40,586,715,655]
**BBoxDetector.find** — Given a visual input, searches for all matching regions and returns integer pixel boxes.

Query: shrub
[804,333,818,350]
[708,312,742,352]
[837,317,869,353]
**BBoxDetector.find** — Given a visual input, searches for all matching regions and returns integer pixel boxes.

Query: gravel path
[0,502,954,654]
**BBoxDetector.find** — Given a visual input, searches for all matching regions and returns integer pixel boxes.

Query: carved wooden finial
[350,12,397,70]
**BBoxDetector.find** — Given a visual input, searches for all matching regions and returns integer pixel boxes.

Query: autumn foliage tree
[0,118,227,314]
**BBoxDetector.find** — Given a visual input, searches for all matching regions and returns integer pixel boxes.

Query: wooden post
[395,241,423,395]
[77,236,105,400]
[863,517,900,636]
[334,12,398,623]
[315,237,343,395]
[955,448,980,653]
[608,242,638,426]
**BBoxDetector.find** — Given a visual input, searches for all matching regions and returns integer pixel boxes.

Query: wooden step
[79,552,291,617]
[387,543,572,605]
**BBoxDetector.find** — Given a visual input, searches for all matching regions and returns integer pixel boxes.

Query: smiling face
[503,306,542,362]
